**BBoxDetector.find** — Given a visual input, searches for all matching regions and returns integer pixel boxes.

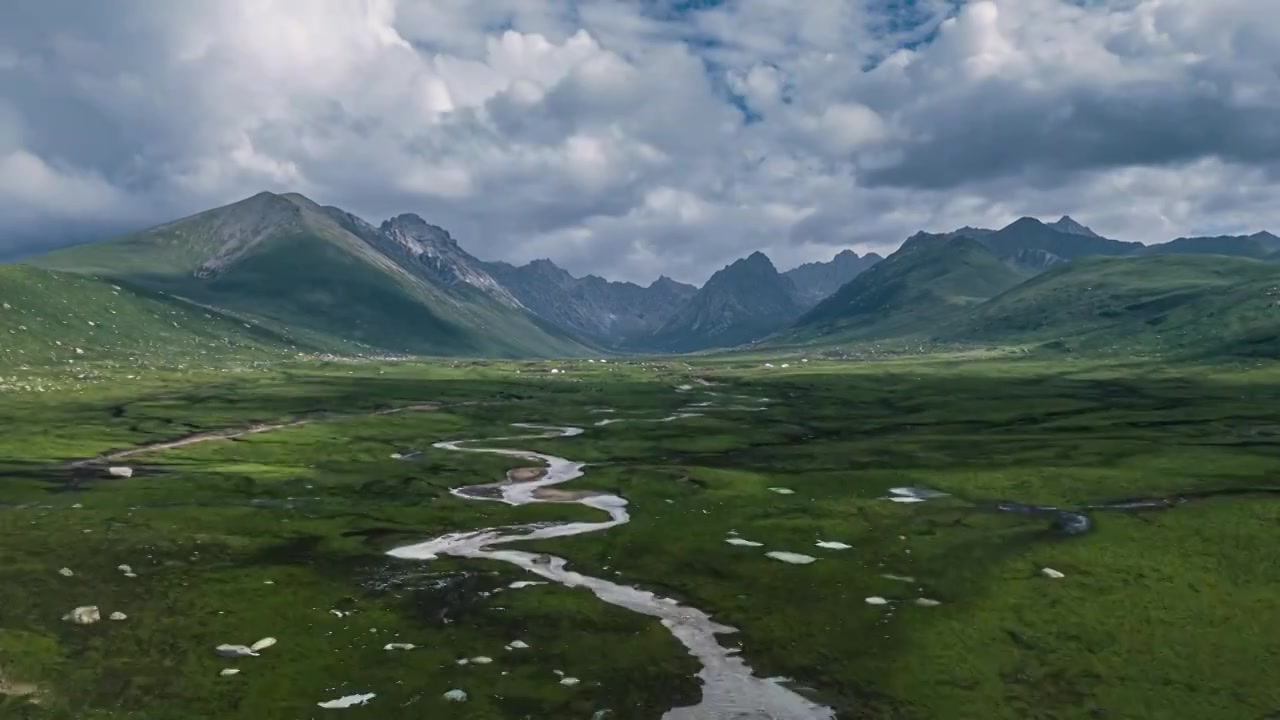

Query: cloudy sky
[2,0,1278,284]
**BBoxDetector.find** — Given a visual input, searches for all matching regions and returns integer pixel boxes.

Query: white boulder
[250,637,277,652]
[1041,567,1065,579]
[107,466,133,479]
[63,606,101,625]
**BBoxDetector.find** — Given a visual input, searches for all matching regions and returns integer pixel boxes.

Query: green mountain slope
[786,234,1027,341]
[1138,231,1280,259]
[0,265,300,369]
[972,216,1141,259]
[30,193,584,358]
[948,254,1280,355]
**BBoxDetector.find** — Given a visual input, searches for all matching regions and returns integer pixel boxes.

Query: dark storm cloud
[0,0,1277,283]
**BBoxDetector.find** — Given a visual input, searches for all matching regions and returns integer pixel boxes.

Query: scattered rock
[768,487,796,495]
[864,597,889,606]
[109,611,128,621]
[725,537,764,547]
[560,677,581,687]
[249,637,276,652]
[505,640,530,650]
[117,564,133,574]
[383,643,415,651]
[317,693,375,709]
[219,668,240,677]
[765,551,817,565]
[815,541,851,550]
[106,466,133,479]
[914,598,942,607]
[469,656,493,665]
[443,689,468,702]
[62,606,100,625]
[58,567,74,577]
[215,644,257,658]
[1041,567,1065,579]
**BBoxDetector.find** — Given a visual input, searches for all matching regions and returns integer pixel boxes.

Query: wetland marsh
[1,357,1278,719]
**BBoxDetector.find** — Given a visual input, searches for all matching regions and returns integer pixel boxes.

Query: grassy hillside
[787,235,1027,341]
[1139,232,1280,259]
[31,193,585,359]
[974,217,1141,259]
[951,254,1280,356]
[0,265,300,372]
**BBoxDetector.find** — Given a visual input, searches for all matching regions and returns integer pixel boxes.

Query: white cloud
[1,0,1278,281]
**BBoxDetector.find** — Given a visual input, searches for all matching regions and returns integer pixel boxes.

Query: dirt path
[67,402,442,468]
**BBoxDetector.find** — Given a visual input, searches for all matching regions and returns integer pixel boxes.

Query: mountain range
[5,192,1278,361]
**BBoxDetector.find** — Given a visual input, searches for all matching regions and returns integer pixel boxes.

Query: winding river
[387,421,835,720]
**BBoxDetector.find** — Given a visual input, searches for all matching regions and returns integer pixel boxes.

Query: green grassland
[1,356,1277,719]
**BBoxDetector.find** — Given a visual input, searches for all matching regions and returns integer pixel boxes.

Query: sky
[2,0,1278,284]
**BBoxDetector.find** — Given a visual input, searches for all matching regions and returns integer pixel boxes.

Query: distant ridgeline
[5,193,1278,362]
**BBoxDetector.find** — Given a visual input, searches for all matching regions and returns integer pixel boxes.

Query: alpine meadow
[2,2,1279,720]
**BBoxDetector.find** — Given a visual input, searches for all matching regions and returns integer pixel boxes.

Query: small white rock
[560,677,581,687]
[58,567,74,577]
[768,487,796,495]
[117,564,133,574]
[1041,567,1065,579]
[215,644,257,658]
[219,668,240,677]
[383,643,415,651]
[815,541,852,550]
[107,466,133,479]
[765,551,817,565]
[469,656,493,665]
[505,640,530,650]
[249,637,276,652]
[864,596,890,606]
[914,598,942,607]
[317,693,375,709]
[109,611,128,621]
[63,606,101,625]
[443,689,468,702]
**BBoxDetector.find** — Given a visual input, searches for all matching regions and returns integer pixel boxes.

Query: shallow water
[388,421,834,720]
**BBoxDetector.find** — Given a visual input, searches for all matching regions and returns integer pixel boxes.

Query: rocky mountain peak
[1050,215,1102,238]
[380,214,457,249]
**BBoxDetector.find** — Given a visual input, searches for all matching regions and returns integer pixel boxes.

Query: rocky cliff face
[484,259,696,348]
[647,251,802,352]
[375,214,521,306]
[784,249,883,307]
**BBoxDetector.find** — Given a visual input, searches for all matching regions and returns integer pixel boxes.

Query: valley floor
[1,355,1277,719]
